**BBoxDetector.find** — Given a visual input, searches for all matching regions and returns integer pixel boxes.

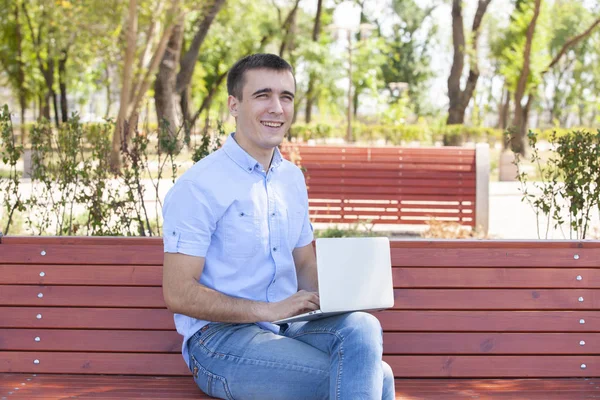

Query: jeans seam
[287,329,346,400]
[191,355,235,400]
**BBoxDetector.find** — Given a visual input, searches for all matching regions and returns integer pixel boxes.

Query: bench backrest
[1,237,598,378]
[280,144,489,233]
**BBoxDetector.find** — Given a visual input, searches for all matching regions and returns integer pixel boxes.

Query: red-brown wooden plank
[0,307,175,329]
[0,237,162,246]
[392,289,600,310]
[382,333,600,354]
[4,308,599,332]
[0,352,190,375]
[305,177,474,188]
[389,248,600,268]
[2,352,598,377]
[307,185,476,196]
[303,169,476,181]
[0,329,181,353]
[1,286,165,307]
[393,268,600,288]
[3,375,599,400]
[0,244,164,265]
[388,239,600,249]
[375,310,600,332]
[384,355,599,378]
[0,265,162,286]
[20,286,597,310]
[307,193,476,202]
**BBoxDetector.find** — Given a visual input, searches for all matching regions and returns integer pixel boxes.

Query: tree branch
[545,16,600,73]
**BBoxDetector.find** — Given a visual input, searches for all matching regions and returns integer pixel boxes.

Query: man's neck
[233,133,275,172]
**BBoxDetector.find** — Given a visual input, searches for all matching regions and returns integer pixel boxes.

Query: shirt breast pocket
[224,208,260,258]
[287,207,305,248]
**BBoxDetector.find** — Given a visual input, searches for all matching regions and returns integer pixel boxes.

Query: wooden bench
[1,236,599,399]
[280,144,490,234]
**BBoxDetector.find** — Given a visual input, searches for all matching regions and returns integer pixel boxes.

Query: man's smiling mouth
[261,121,284,128]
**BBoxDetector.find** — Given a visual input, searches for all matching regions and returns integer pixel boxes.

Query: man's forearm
[167,280,270,323]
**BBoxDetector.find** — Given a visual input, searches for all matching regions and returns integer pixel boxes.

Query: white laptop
[273,237,394,324]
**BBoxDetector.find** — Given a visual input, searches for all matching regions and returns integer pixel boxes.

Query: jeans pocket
[190,355,235,400]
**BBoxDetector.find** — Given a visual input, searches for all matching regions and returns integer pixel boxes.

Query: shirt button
[271,212,275,217]
[273,279,277,283]
[273,247,277,252]
[248,167,252,171]
[172,231,176,236]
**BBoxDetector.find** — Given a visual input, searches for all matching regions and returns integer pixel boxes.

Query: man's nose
[269,97,283,114]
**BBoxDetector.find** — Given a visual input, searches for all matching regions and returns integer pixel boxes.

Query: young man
[162,53,395,399]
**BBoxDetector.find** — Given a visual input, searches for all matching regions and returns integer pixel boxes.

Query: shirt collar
[223,132,284,173]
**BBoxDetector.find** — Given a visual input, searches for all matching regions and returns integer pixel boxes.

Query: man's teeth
[262,122,283,127]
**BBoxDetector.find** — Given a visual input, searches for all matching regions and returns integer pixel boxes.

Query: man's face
[228,68,295,156]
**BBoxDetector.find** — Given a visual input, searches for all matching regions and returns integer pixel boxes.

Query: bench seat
[2,374,599,399]
[1,236,600,398]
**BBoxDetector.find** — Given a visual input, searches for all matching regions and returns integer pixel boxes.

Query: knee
[339,312,383,348]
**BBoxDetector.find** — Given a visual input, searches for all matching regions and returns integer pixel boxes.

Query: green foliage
[382,0,437,114]
[314,222,375,238]
[0,105,25,234]
[289,121,503,145]
[514,129,600,239]
[0,105,220,236]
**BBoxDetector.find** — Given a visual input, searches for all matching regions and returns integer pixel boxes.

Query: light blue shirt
[162,133,314,367]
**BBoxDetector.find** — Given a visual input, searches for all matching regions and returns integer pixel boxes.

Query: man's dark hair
[227,53,294,100]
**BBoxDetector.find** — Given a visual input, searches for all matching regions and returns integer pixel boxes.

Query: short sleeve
[162,179,216,257]
[294,170,314,248]
[295,206,314,248]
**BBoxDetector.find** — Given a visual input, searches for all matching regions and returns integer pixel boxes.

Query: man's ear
[228,95,239,117]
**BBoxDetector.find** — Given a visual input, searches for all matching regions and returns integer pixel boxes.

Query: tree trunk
[304,0,323,123]
[447,0,492,125]
[58,49,69,123]
[500,88,510,130]
[110,0,138,172]
[154,19,184,140]
[510,0,541,155]
[279,0,301,57]
[14,3,27,142]
[175,0,226,95]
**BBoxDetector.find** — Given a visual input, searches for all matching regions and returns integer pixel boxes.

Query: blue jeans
[187,312,395,400]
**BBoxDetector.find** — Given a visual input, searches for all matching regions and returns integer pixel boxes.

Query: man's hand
[265,290,320,322]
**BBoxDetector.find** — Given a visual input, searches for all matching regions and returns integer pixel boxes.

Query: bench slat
[3,308,599,332]
[390,248,600,267]
[0,265,163,285]
[0,329,181,352]
[3,287,599,309]
[4,287,599,309]
[394,268,600,288]
[377,310,600,331]
[4,329,600,355]
[1,352,190,375]
[1,286,164,307]
[3,374,598,400]
[303,169,475,180]
[0,307,175,329]
[0,244,163,265]
[305,177,474,188]
[2,352,597,377]
[307,185,475,195]
[386,356,599,377]
[382,333,600,354]
[3,266,598,288]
